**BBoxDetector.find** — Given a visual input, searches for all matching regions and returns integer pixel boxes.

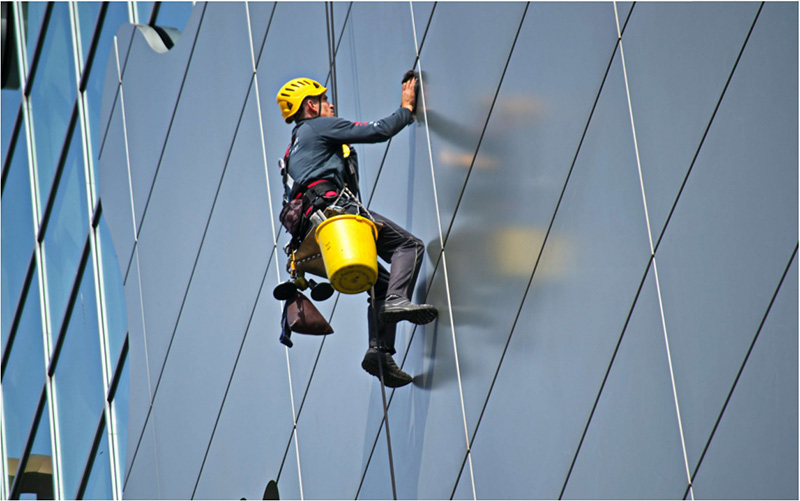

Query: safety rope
[369,286,399,499]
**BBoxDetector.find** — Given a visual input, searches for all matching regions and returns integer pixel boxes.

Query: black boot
[361,348,413,388]
[379,295,438,325]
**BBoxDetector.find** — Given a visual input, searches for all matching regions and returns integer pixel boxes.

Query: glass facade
[3,2,796,500]
[0,2,193,499]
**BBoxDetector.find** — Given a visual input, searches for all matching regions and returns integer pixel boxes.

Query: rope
[371,285,398,499]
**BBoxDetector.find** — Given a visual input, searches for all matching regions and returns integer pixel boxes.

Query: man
[276,75,438,388]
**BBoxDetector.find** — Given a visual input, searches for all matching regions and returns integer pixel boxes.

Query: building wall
[94,2,797,500]
[1,2,193,499]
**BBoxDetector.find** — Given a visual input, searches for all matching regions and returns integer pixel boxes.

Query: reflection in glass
[76,2,102,69]
[82,424,113,500]
[653,1,798,473]
[23,2,49,73]
[622,2,762,242]
[14,402,55,499]
[29,2,77,211]
[154,2,194,32]
[98,214,128,377]
[53,258,105,498]
[1,90,20,161]
[43,126,89,347]
[137,1,154,25]
[84,1,129,184]
[112,354,130,486]
[2,275,45,486]
[1,126,34,346]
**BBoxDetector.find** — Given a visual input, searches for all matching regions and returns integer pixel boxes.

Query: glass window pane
[22,3,48,74]
[97,214,128,376]
[2,275,45,484]
[81,424,113,500]
[53,258,105,498]
[112,354,129,486]
[84,2,129,200]
[76,3,102,70]
[1,125,34,347]
[1,91,20,162]
[42,125,89,347]
[14,400,54,500]
[154,2,193,31]
[29,2,77,211]
[137,1,154,25]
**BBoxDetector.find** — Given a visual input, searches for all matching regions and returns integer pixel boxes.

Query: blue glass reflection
[1,126,34,347]
[29,2,77,211]
[16,400,55,499]
[77,2,102,68]
[154,2,194,32]
[137,2,154,24]
[1,90,20,162]
[43,126,89,347]
[23,2,48,72]
[113,354,130,486]
[2,275,45,484]
[98,213,128,377]
[54,258,105,498]
[82,424,114,500]
[85,1,130,179]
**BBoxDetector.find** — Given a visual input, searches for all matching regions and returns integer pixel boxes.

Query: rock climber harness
[279,131,362,247]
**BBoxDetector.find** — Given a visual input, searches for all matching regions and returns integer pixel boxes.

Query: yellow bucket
[315,214,378,294]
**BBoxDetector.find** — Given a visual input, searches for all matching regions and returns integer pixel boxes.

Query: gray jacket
[285,107,414,199]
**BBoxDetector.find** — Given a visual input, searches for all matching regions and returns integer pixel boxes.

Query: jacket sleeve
[310,108,414,144]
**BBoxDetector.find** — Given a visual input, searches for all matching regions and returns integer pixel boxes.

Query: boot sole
[379,306,438,325]
[361,356,412,388]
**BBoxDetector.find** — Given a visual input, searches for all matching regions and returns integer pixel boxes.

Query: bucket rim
[315,214,378,241]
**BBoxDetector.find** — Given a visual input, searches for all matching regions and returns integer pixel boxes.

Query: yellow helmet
[276,78,327,123]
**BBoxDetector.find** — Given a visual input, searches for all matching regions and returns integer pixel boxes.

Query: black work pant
[366,210,425,355]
